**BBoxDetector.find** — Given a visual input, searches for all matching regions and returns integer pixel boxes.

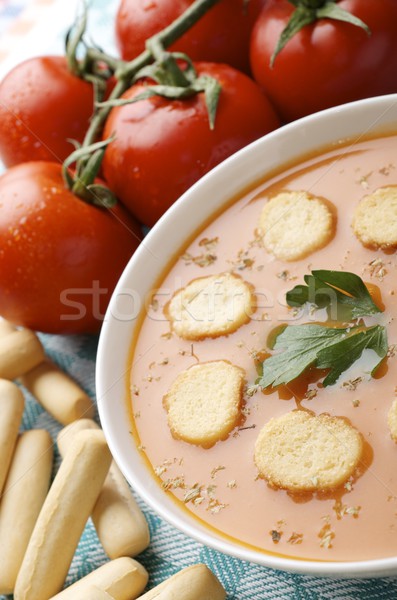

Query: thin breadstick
[92,463,150,558]
[0,328,45,380]
[0,430,53,594]
[20,360,94,424]
[0,379,24,495]
[81,586,115,599]
[57,419,150,558]
[14,430,112,600]
[138,564,226,599]
[56,418,99,455]
[49,557,148,600]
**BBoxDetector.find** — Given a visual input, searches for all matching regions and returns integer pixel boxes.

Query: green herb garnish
[286,270,381,319]
[258,323,387,389]
[258,270,388,389]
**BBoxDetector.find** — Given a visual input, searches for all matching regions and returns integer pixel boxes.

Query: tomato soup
[128,133,397,562]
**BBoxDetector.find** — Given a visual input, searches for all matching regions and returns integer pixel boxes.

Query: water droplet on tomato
[143,0,156,10]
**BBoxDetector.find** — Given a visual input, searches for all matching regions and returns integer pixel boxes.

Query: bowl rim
[96,93,397,578]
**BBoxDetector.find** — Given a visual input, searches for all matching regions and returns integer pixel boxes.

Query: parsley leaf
[258,269,388,389]
[317,325,388,386]
[258,324,388,389]
[286,270,381,319]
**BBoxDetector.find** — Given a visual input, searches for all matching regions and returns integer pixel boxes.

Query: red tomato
[0,162,142,333]
[0,56,94,167]
[102,62,280,227]
[115,0,265,74]
[250,0,397,122]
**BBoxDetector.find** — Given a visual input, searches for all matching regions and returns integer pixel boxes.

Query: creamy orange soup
[129,133,397,562]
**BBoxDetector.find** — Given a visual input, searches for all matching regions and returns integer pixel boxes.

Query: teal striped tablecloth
[1,0,397,597]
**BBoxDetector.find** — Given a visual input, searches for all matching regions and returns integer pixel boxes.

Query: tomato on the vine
[0,56,94,167]
[101,62,280,227]
[115,0,265,74]
[250,0,397,122]
[0,162,142,333]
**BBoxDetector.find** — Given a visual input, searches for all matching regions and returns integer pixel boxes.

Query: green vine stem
[80,0,221,151]
[65,3,114,101]
[97,52,222,130]
[63,138,117,206]
[66,0,223,201]
[65,3,87,77]
[85,47,121,73]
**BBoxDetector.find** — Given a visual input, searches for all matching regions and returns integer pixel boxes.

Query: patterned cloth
[1,1,397,598]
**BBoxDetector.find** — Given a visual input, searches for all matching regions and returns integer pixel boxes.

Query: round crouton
[165,272,254,340]
[258,191,335,261]
[254,411,363,492]
[352,186,397,249]
[387,398,397,442]
[163,361,244,447]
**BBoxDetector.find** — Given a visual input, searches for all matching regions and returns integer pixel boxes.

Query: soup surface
[129,133,397,562]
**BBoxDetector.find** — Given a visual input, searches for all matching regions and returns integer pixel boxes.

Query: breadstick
[14,429,112,600]
[56,418,99,455]
[0,328,45,380]
[20,360,94,424]
[138,564,226,599]
[93,462,150,558]
[57,420,150,558]
[49,557,148,600]
[0,319,16,338]
[0,430,53,595]
[82,586,115,599]
[0,379,24,495]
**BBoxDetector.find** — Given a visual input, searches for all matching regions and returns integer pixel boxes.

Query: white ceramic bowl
[96,94,397,578]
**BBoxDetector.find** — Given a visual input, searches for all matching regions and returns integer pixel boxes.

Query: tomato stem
[62,137,117,204]
[144,39,191,87]
[65,3,87,77]
[65,0,222,203]
[272,0,371,66]
[81,0,221,148]
[86,48,121,73]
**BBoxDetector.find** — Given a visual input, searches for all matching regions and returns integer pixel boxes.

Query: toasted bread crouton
[258,191,335,261]
[254,411,363,492]
[165,272,254,340]
[163,361,244,447]
[353,186,397,249]
[387,398,397,442]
